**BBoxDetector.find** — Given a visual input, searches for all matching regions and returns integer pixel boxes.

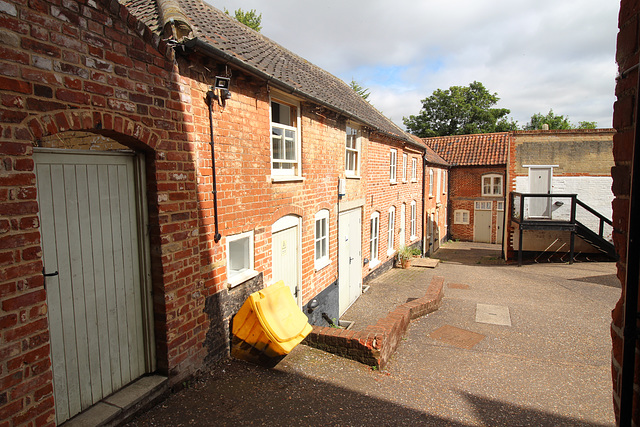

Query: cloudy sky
[211,0,619,130]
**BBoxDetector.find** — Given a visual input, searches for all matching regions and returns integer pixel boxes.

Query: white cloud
[211,0,619,129]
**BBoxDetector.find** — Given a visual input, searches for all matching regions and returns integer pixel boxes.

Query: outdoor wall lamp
[214,76,231,103]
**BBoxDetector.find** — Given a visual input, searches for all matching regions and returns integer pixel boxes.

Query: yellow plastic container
[231,281,312,367]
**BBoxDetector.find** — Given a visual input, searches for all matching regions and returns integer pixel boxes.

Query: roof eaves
[181,38,419,148]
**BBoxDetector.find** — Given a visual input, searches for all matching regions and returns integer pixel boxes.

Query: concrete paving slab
[476,303,512,326]
[412,257,439,268]
[104,375,167,409]
[448,283,470,290]
[65,402,119,427]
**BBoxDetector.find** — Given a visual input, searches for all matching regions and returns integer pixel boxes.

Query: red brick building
[0,0,426,424]
[424,133,509,246]
[423,143,449,255]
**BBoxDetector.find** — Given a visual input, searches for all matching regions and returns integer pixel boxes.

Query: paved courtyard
[127,241,620,426]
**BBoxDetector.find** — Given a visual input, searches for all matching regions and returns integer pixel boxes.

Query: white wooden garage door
[35,150,154,424]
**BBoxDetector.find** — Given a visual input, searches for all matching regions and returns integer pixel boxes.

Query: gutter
[181,38,421,150]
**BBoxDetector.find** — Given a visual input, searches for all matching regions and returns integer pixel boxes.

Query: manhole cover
[429,325,485,349]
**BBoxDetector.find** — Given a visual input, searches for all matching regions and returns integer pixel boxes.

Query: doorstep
[63,375,168,426]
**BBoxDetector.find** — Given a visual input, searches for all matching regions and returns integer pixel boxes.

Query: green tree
[349,79,370,101]
[403,81,517,137]
[524,109,598,130]
[225,8,262,32]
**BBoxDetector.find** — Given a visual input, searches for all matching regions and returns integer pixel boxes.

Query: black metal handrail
[510,192,614,266]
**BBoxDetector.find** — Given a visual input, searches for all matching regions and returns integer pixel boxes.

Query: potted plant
[397,245,420,268]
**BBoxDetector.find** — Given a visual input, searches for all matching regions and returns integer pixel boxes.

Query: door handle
[43,268,59,277]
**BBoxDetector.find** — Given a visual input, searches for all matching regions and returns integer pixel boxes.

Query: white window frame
[410,200,417,240]
[428,168,434,197]
[497,201,504,211]
[389,149,397,184]
[482,174,503,196]
[370,212,380,267]
[226,230,257,287]
[270,96,302,180]
[345,125,360,178]
[314,209,330,270]
[411,158,417,182]
[402,153,408,182]
[443,170,447,194]
[454,210,469,224]
[475,201,493,210]
[387,206,396,256]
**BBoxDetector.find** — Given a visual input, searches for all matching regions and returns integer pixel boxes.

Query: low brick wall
[303,276,445,368]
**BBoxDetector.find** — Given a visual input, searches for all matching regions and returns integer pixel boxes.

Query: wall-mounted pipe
[206,89,222,243]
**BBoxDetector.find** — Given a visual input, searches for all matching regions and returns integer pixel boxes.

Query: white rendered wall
[515,175,613,241]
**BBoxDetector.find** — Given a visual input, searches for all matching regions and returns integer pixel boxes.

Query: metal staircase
[511,192,617,264]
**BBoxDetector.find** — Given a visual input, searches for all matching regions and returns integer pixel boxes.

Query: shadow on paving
[126,359,610,426]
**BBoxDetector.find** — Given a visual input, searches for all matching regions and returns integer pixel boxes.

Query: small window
[387,206,396,256]
[482,174,503,196]
[345,125,360,177]
[370,212,380,266]
[271,98,301,178]
[227,231,256,287]
[402,153,408,182]
[314,210,330,270]
[454,210,470,224]
[442,170,447,194]
[497,201,504,211]
[475,201,492,210]
[411,158,417,182]
[390,150,397,183]
[428,169,434,196]
[410,200,417,239]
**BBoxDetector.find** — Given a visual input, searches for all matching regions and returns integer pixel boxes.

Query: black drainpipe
[206,89,222,243]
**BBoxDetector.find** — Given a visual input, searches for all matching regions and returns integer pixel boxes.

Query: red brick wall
[362,136,423,275]
[424,165,448,253]
[448,166,505,243]
[611,0,638,422]
[0,0,416,423]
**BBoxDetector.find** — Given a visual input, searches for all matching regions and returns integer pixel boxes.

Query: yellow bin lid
[251,282,310,343]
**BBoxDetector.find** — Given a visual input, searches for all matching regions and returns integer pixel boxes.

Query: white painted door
[339,208,362,315]
[496,201,504,245]
[35,150,153,424]
[399,203,406,247]
[474,201,492,243]
[272,220,301,307]
[529,167,552,218]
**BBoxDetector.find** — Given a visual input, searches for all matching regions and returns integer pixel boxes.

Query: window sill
[227,269,259,288]
[271,176,305,183]
[411,179,418,183]
[390,181,397,185]
[410,235,418,241]
[387,249,396,257]
[369,259,380,269]
[314,258,331,271]
[345,175,361,180]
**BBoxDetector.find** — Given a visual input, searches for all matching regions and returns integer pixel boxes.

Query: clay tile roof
[422,132,510,167]
[409,135,449,167]
[121,0,418,146]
